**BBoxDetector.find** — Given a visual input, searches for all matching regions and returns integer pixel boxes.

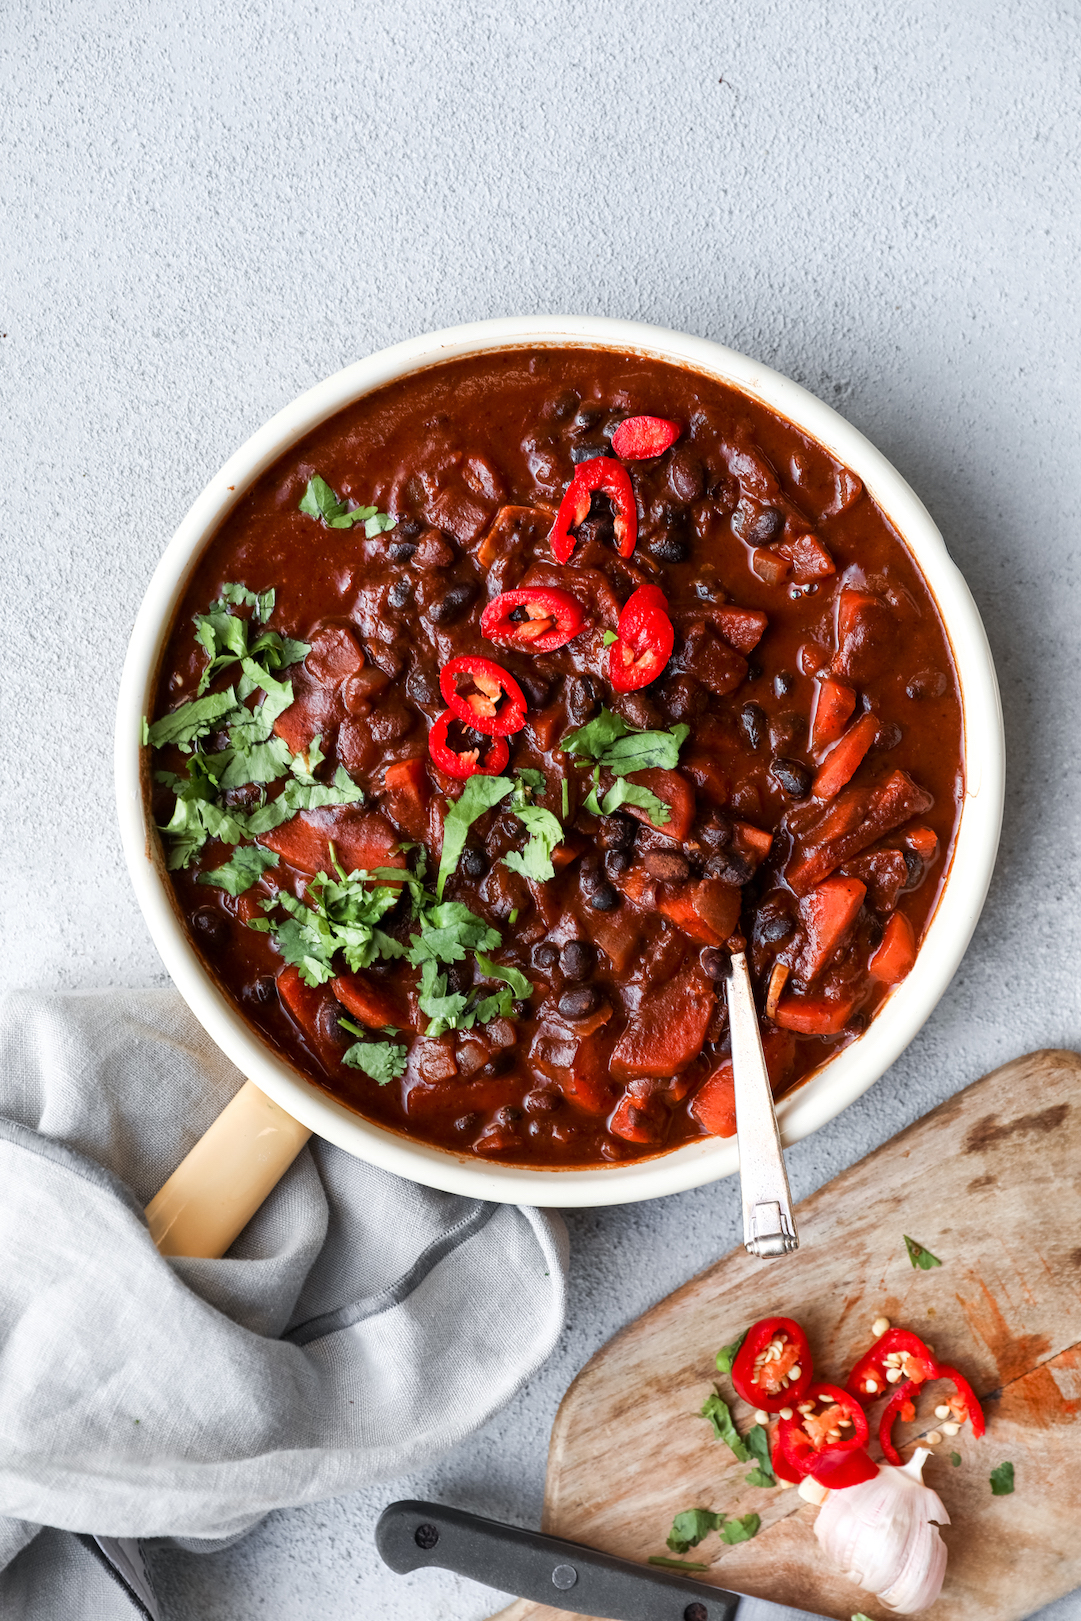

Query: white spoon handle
[727,950,799,1258]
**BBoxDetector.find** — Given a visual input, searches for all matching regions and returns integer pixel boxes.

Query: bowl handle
[144,1080,312,1258]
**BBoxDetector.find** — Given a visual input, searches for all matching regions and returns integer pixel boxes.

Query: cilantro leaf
[299,475,395,534]
[700,1393,750,1462]
[648,1556,710,1572]
[436,775,515,898]
[719,1513,760,1545]
[666,1508,723,1554]
[339,1029,408,1084]
[220,581,275,622]
[503,803,565,882]
[562,707,688,776]
[602,629,619,646]
[407,902,501,967]
[950,1451,962,1467]
[244,768,363,836]
[261,867,406,985]
[474,952,532,1001]
[416,957,471,1037]
[562,708,631,760]
[715,1329,748,1376]
[147,688,238,750]
[198,844,279,897]
[596,777,672,827]
[743,1423,776,1488]
[904,1235,942,1270]
[853,1613,876,1621]
[990,1461,1015,1496]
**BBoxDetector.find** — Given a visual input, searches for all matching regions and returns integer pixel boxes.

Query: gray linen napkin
[0,988,568,1618]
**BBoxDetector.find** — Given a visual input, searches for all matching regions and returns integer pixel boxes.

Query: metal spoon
[725,949,799,1258]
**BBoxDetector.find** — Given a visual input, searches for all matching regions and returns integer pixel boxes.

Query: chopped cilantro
[562,707,688,775]
[561,777,569,820]
[720,1514,760,1545]
[990,1461,1015,1496]
[602,629,619,646]
[436,775,515,898]
[950,1451,962,1467]
[299,475,396,537]
[260,864,407,986]
[508,907,519,925]
[243,768,364,836]
[904,1235,942,1270]
[586,775,672,828]
[666,1508,723,1553]
[337,1018,408,1085]
[407,901,501,967]
[147,688,238,751]
[743,1423,776,1488]
[648,1556,710,1572]
[198,844,279,897]
[219,581,275,621]
[715,1329,748,1376]
[193,591,308,696]
[504,802,564,882]
[700,1393,750,1462]
[140,716,149,745]
[853,1612,875,1620]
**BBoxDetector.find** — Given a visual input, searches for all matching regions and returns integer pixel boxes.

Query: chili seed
[387,578,413,609]
[459,844,489,880]
[561,940,594,981]
[558,985,600,1020]
[753,1409,769,1425]
[192,908,226,947]
[771,757,812,798]
[533,942,560,971]
[427,581,476,625]
[700,947,729,982]
[747,506,785,546]
[644,850,691,882]
[774,669,796,697]
[739,702,767,750]
[873,1315,891,1335]
[942,1422,961,1435]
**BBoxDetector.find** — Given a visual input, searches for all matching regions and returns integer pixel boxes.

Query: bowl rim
[114,315,1004,1207]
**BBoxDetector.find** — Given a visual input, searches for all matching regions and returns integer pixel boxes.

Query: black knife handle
[375,1499,740,1621]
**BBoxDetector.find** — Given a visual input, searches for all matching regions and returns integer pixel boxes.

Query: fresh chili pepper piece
[730,1316,813,1412]
[777,1381,872,1483]
[878,1369,985,1466]
[427,709,509,780]
[607,583,675,693]
[439,655,528,737]
[549,458,637,564]
[809,1445,880,1489]
[846,1328,941,1402]
[480,588,586,653]
[610,415,681,460]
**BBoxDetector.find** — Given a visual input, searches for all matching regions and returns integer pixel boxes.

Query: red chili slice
[549,458,637,564]
[607,584,674,693]
[878,1371,985,1466]
[439,656,528,737]
[427,709,509,780]
[610,415,681,460]
[776,1381,874,1485]
[731,1316,813,1412]
[846,1327,941,1403]
[480,588,586,653]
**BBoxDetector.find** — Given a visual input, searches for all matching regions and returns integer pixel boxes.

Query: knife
[376,1499,740,1621]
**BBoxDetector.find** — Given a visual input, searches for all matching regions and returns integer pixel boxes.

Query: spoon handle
[727,950,799,1258]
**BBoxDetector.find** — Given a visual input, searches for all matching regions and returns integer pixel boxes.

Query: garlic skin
[813,1448,949,1614]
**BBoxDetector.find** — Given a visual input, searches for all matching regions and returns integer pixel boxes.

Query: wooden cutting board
[489,1050,1081,1621]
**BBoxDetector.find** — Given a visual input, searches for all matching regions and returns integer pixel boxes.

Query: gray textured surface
[3,0,1080,1617]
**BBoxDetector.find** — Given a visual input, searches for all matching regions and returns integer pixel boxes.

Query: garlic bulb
[813,1448,949,1614]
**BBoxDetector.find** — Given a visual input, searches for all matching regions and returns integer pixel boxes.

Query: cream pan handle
[145,1080,312,1258]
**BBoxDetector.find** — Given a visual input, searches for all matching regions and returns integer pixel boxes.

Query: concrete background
[3,0,1080,1616]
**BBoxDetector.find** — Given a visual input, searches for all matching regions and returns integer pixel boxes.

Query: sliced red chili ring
[439,655,528,737]
[549,458,637,564]
[606,583,675,693]
[878,1367,985,1466]
[847,1327,938,1401]
[610,414,681,460]
[776,1381,873,1484]
[730,1316,813,1412]
[427,709,510,781]
[480,588,586,653]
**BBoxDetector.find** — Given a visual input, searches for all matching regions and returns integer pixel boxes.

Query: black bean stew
[146,348,963,1167]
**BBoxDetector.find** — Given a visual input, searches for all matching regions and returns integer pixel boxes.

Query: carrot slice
[812,713,879,799]
[810,677,857,751]
[797,876,866,982]
[869,912,917,984]
[773,992,859,1035]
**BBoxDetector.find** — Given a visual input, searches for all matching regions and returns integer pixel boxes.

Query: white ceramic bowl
[115,316,1004,1206]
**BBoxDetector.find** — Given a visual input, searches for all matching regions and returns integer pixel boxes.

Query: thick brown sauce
[151,348,963,1167]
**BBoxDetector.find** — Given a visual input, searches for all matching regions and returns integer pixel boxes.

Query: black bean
[512,999,530,1018]
[661,674,707,723]
[774,669,796,697]
[597,812,637,851]
[525,1088,561,1113]
[515,670,550,708]
[695,578,721,601]
[570,443,610,464]
[317,1000,348,1048]
[565,672,601,727]
[906,668,947,700]
[533,941,560,971]
[454,1113,480,1133]
[574,516,615,549]
[644,850,691,882]
[587,880,619,912]
[444,960,472,995]
[769,711,803,752]
[902,849,925,890]
[706,849,753,884]
[388,578,413,610]
[699,812,734,850]
[746,662,763,683]
[459,844,489,880]
[873,720,903,751]
[700,947,730,982]
[649,533,689,563]
[561,940,594,980]
[668,445,706,503]
[405,661,439,706]
[427,581,476,625]
[545,390,579,421]
[387,538,418,563]
[771,757,812,798]
[574,404,604,430]
[192,907,226,948]
[757,912,795,945]
[604,849,632,879]
[496,1105,524,1125]
[739,702,767,750]
[251,974,277,1005]
[747,506,785,545]
[558,985,600,1020]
